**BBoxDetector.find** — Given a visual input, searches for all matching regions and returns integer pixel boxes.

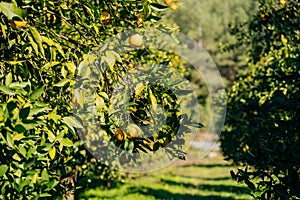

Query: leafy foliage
[0,0,198,199]
[220,0,300,199]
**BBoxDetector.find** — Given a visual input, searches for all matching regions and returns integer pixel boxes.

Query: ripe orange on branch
[114,129,127,141]
[127,125,139,139]
[101,12,110,21]
[129,34,143,47]
[164,0,173,5]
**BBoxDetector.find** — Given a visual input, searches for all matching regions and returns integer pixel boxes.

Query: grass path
[80,151,252,200]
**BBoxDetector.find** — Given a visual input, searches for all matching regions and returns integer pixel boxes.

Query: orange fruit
[242,145,249,152]
[280,0,286,6]
[129,34,143,47]
[174,55,180,62]
[170,4,178,11]
[127,126,139,139]
[101,12,110,21]
[115,129,127,141]
[164,0,172,5]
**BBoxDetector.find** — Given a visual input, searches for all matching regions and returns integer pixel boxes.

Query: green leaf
[0,85,15,95]
[0,22,6,39]
[103,51,116,72]
[0,2,26,20]
[18,145,26,157]
[18,179,30,192]
[41,36,55,46]
[34,102,48,107]
[41,168,49,181]
[12,153,21,161]
[62,116,83,129]
[39,193,52,197]
[29,27,44,57]
[29,86,44,101]
[19,107,30,119]
[29,107,50,116]
[78,59,91,79]
[28,35,39,55]
[5,73,12,86]
[0,165,8,177]
[22,122,37,130]
[124,140,134,152]
[148,88,157,111]
[60,138,73,147]
[150,3,169,11]
[9,81,29,89]
[14,124,26,133]
[6,132,14,147]
[42,61,60,69]
[53,78,70,87]
[65,62,76,76]
[7,101,17,112]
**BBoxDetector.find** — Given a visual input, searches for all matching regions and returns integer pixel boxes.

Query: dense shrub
[220,0,300,199]
[0,0,194,199]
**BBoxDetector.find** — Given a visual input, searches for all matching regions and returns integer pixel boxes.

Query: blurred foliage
[220,0,300,199]
[0,0,202,199]
[162,0,257,84]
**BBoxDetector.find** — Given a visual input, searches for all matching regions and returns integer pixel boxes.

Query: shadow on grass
[180,163,232,168]
[127,186,236,200]
[160,179,250,195]
[170,174,231,181]
[76,178,124,199]
[201,177,232,181]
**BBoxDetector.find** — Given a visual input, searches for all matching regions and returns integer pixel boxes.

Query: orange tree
[0,0,199,199]
[220,0,300,199]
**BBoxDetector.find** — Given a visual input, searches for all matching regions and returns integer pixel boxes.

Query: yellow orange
[174,55,180,62]
[127,126,139,139]
[101,12,110,21]
[170,4,178,11]
[115,129,127,141]
[129,34,143,47]
[280,0,286,6]
[164,0,172,5]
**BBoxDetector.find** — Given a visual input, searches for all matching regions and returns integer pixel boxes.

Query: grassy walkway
[80,152,252,200]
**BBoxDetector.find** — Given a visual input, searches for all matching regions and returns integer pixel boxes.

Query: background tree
[162,0,256,83]
[220,0,300,199]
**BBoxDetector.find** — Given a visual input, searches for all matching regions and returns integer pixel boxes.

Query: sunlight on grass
[80,155,252,200]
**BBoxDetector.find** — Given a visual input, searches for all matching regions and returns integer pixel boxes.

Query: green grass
[79,153,252,200]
